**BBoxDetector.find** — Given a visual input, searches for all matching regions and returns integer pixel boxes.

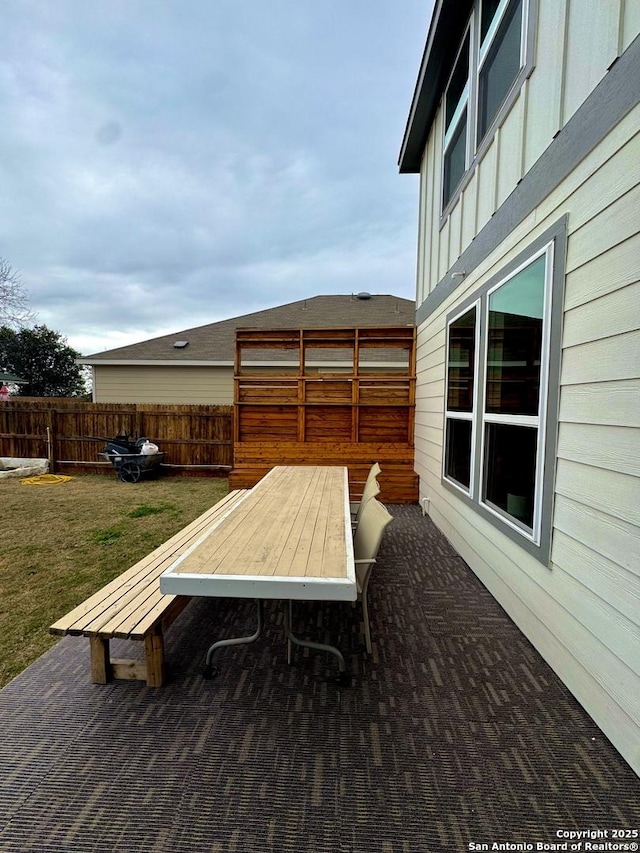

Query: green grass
[0,474,229,687]
[126,502,178,519]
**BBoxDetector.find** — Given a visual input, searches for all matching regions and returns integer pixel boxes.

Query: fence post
[50,408,57,473]
[46,426,54,472]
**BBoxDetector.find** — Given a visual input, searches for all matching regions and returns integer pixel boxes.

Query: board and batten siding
[417,0,639,292]
[414,93,640,773]
[93,365,234,405]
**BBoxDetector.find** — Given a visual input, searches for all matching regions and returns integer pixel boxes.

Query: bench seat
[49,489,249,687]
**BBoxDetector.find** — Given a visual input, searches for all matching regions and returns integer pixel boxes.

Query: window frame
[478,242,553,544]
[476,0,527,144]
[441,217,566,565]
[440,0,536,222]
[443,300,481,496]
[442,24,473,209]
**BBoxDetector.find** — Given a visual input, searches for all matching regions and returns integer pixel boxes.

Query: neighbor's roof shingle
[81,294,416,363]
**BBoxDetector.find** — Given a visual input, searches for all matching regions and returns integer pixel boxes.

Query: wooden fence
[0,399,233,476]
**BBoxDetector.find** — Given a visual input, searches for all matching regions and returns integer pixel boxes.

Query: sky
[2,1,433,356]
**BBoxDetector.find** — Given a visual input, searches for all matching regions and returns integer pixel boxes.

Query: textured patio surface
[0,505,637,853]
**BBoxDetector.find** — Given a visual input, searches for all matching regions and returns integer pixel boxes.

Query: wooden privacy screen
[229,327,419,503]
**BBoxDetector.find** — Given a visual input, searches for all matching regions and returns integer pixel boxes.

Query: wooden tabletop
[160,466,356,601]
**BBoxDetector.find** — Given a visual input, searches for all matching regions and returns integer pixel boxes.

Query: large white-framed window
[444,301,479,492]
[480,245,551,542]
[442,219,565,563]
[441,0,532,216]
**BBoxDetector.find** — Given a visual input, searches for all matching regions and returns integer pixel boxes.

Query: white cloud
[1,0,432,355]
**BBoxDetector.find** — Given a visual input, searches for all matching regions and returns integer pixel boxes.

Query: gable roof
[80,293,416,365]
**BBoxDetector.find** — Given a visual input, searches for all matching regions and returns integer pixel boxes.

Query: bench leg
[90,636,111,684]
[89,631,165,687]
[145,627,165,687]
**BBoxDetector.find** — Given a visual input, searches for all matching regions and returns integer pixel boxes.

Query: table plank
[160,466,355,600]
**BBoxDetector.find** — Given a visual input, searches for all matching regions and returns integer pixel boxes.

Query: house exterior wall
[412,1,640,774]
[92,365,234,404]
[92,363,411,404]
[417,1,639,305]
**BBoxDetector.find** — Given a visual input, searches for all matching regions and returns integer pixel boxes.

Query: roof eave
[398,0,474,174]
[77,359,234,367]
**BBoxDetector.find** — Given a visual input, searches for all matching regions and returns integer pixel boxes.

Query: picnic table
[160,465,356,681]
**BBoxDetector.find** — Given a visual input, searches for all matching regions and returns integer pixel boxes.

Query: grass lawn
[0,474,229,688]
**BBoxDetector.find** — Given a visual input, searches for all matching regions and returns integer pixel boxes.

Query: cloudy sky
[2,1,433,356]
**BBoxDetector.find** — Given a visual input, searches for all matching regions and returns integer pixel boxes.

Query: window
[477,0,525,142]
[481,251,547,534]
[443,32,470,208]
[443,228,563,560]
[444,305,477,490]
[441,0,530,214]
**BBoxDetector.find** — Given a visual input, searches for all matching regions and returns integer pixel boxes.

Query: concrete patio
[0,505,637,852]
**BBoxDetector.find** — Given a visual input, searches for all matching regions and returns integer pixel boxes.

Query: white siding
[475,138,498,234]
[495,94,525,208]
[562,0,620,125]
[413,110,640,773]
[93,365,234,404]
[622,0,640,51]
[560,379,640,426]
[522,1,566,172]
[563,232,640,310]
[460,175,478,251]
[557,422,640,477]
[562,282,640,347]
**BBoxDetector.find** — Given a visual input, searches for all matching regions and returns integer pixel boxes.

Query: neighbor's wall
[414,98,640,773]
[416,0,640,305]
[92,365,234,404]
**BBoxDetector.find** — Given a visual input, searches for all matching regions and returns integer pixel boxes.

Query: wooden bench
[49,489,249,687]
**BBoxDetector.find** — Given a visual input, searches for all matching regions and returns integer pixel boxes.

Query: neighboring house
[0,371,27,397]
[400,2,639,772]
[80,294,415,404]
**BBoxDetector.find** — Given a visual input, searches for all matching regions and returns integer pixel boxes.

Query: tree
[0,258,35,328]
[0,324,88,397]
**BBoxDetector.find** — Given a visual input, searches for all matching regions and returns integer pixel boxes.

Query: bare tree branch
[0,258,37,328]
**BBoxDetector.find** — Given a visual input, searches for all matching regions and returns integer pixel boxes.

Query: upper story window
[478,0,525,141]
[442,0,531,215]
[443,31,471,208]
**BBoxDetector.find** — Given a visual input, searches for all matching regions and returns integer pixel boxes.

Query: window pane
[446,32,470,129]
[443,108,467,207]
[486,254,545,416]
[481,0,502,43]
[484,422,536,528]
[447,306,476,411]
[478,0,523,141]
[445,418,473,488]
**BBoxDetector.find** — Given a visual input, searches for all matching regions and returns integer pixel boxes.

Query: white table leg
[202,599,264,679]
[283,601,350,685]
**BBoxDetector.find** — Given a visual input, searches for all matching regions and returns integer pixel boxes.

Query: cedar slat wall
[0,399,233,476]
[229,327,419,503]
